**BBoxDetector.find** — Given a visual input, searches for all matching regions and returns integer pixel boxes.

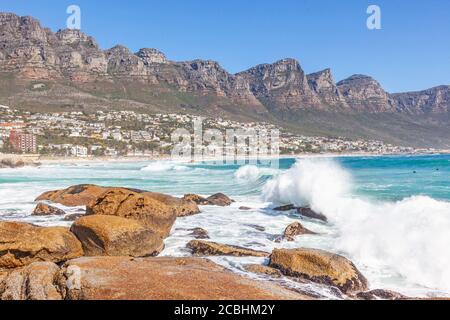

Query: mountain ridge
[1,12,450,147]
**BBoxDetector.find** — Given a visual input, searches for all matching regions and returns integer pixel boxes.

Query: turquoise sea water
[0,154,449,298]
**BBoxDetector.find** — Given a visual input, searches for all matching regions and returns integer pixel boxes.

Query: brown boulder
[269,248,368,294]
[187,240,269,257]
[0,262,64,300]
[297,207,328,222]
[62,256,309,300]
[206,193,234,206]
[32,203,66,216]
[183,194,210,205]
[86,188,177,239]
[145,191,200,217]
[187,228,209,239]
[283,222,316,241]
[244,264,282,278]
[70,215,164,257]
[0,221,83,269]
[35,184,107,207]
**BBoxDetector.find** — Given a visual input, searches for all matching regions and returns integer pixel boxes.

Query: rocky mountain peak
[136,48,168,65]
[55,29,98,48]
[307,68,347,108]
[337,74,395,112]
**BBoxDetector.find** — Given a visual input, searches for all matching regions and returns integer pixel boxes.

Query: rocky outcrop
[297,207,328,222]
[238,59,322,112]
[336,75,396,113]
[144,191,200,217]
[70,215,164,257]
[269,248,368,294]
[183,193,234,206]
[86,188,176,238]
[35,184,107,207]
[0,221,83,269]
[244,264,282,278]
[392,85,450,114]
[205,193,234,206]
[136,48,168,65]
[187,240,269,257]
[32,203,66,216]
[307,68,348,108]
[182,194,210,205]
[187,228,209,239]
[61,256,310,300]
[0,262,64,300]
[356,289,407,300]
[282,222,316,241]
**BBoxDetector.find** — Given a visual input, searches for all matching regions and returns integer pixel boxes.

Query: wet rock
[283,222,316,241]
[183,194,210,205]
[269,248,368,294]
[0,221,84,269]
[62,256,310,300]
[297,207,328,222]
[245,224,266,232]
[273,204,296,211]
[244,264,282,278]
[187,240,269,257]
[356,289,407,300]
[64,214,85,221]
[206,193,234,206]
[239,206,252,211]
[32,203,66,216]
[86,188,177,238]
[187,228,209,239]
[70,215,164,257]
[35,184,108,207]
[0,262,64,300]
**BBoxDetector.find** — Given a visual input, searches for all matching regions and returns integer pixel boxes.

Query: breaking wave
[262,158,450,292]
[140,162,190,172]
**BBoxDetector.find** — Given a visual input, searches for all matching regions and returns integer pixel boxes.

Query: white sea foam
[140,162,189,172]
[234,165,278,182]
[262,158,450,293]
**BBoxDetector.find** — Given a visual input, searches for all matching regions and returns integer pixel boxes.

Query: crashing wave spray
[262,158,450,293]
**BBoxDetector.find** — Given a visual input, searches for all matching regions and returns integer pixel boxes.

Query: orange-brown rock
[0,262,64,300]
[35,184,107,207]
[182,194,210,205]
[86,188,177,238]
[244,264,282,278]
[70,215,164,257]
[269,248,368,294]
[0,221,84,269]
[283,222,316,241]
[62,256,309,300]
[32,203,66,216]
[187,240,269,257]
[145,191,200,217]
[206,193,234,206]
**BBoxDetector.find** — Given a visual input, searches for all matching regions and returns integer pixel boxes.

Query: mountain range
[1,12,450,147]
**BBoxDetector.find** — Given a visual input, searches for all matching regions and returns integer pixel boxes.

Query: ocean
[1,154,449,298]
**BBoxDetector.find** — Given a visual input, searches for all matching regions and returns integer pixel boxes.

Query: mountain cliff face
[1,12,450,147]
[1,12,449,116]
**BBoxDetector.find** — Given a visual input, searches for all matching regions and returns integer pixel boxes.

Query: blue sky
[1,0,449,93]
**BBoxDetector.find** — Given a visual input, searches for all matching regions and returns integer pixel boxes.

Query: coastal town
[0,104,436,159]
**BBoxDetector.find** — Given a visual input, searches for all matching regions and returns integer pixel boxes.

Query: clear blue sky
[1,0,449,93]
